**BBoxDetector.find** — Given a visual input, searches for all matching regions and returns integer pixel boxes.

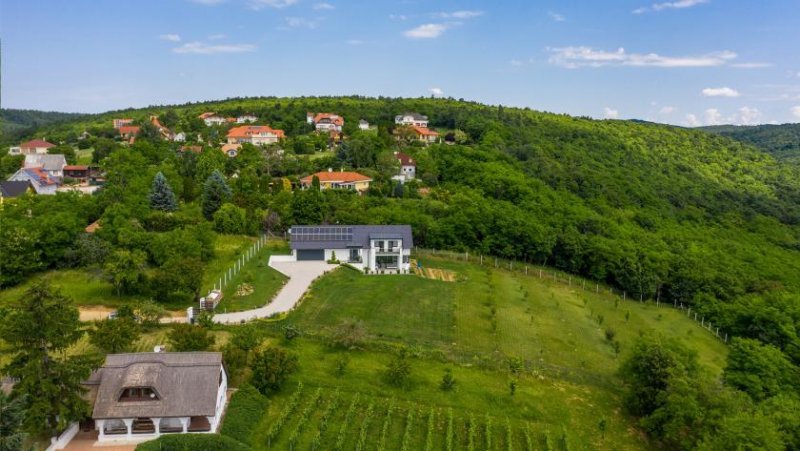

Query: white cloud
[633,0,708,14]
[702,87,740,97]
[346,39,364,45]
[736,106,762,125]
[659,106,677,114]
[159,34,182,42]
[548,46,737,68]
[548,11,565,22]
[603,107,620,119]
[285,17,319,28]
[173,42,256,54]
[684,113,701,127]
[436,10,483,19]
[704,108,722,125]
[313,2,334,10]
[730,62,772,68]
[404,23,450,39]
[208,34,226,40]
[430,87,444,97]
[249,0,297,10]
[792,106,800,119]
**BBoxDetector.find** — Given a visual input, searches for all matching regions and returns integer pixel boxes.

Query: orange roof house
[226,125,285,146]
[309,113,344,132]
[412,126,439,144]
[300,170,372,193]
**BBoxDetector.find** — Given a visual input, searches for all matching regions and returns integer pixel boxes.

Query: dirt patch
[410,259,458,282]
[78,306,184,322]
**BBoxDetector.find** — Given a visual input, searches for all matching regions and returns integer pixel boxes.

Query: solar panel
[292,226,353,242]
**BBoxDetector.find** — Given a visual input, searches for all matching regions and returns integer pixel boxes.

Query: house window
[375,241,384,251]
[119,387,159,401]
[403,256,410,264]
[349,249,361,262]
[388,240,398,250]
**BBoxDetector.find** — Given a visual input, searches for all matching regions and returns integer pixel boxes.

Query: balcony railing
[374,247,401,253]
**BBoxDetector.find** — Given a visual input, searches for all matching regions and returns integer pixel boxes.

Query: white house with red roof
[392,151,416,183]
[226,125,285,146]
[198,112,227,127]
[300,169,372,193]
[9,139,56,156]
[309,113,344,132]
[412,126,439,144]
[236,114,258,124]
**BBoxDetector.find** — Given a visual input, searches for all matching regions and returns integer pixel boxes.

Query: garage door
[297,249,325,261]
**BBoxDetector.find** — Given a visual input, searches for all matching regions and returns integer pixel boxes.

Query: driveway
[213,259,336,324]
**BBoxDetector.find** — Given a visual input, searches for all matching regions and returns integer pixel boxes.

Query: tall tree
[202,170,232,220]
[149,171,178,212]
[104,249,147,296]
[0,391,27,451]
[90,317,140,354]
[0,283,100,436]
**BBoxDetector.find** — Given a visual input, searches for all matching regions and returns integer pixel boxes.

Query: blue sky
[2,0,800,125]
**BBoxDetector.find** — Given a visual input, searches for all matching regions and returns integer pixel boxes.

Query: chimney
[328,168,333,172]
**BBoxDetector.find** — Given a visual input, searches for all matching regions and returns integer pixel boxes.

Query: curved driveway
[212,259,336,324]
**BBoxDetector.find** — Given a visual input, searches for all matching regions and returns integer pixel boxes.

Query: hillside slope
[700,123,800,163]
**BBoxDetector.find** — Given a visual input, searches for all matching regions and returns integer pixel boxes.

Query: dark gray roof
[290,225,413,250]
[0,181,32,198]
[90,352,223,419]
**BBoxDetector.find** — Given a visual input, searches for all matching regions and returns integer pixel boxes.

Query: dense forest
[2,96,800,448]
[0,108,86,143]
[701,123,800,164]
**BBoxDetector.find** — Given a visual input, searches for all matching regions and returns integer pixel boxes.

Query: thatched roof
[89,352,223,419]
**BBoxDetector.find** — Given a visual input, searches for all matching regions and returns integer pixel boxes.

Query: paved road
[213,259,336,324]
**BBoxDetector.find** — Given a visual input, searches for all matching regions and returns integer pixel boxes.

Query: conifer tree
[202,170,232,220]
[149,171,178,212]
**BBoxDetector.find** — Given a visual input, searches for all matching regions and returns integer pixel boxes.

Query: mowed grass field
[235,254,728,450]
[217,240,289,312]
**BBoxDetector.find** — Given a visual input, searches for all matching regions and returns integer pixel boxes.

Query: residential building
[311,113,344,132]
[236,114,258,123]
[0,180,33,204]
[288,224,413,272]
[412,126,439,144]
[85,352,228,442]
[11,139,55,155]
[150,116,174,140]
[221,143,242,158]
[63,165,102,184]
[198,112,227,127]
[173,132,186,142]
[226,125,285,146]
[113,118,134,129]
[358,119,370,130]
[118,126,140,140]
[24,154,67,178]
[395,112,429,128]
[300,170,372,193]
[8,167,58,194]
[392,151,416,183]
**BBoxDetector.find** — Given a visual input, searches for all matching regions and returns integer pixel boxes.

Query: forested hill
[5,96,800,365]
[0,108,86,143]
[700,123,800,163]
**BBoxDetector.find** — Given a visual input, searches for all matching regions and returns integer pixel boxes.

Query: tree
[213,203,247,234]
[724,337,797,401]
[104,249,147,296]
[149,171,178,212]
[48,144,76,165]
[384,347,411,388]
[230,324,264,354]
[440,368,456,391]
[90,317,140,354]
[135,300,166,330]
[0,391,26,451]
[696,410,784,451]
[311,175,321,190]
[168,324,215,352]
[250,346,298,395]
[202,170,232,220]
[0,283,100,436]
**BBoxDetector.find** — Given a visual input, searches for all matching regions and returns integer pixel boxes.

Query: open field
[228,253,728,450]
[216,240,289,313]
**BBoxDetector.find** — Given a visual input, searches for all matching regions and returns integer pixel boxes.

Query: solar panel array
[291,226,353,242]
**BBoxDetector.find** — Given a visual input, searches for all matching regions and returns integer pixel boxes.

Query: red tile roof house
[308,113,344,132]
[226,125,285,146]
[412,126,440,144]
[7,167,58,194]
[392,151,416,183]
[118,126,140,143]
[300,170,372,193]
[198,112,227,126]
[9,139,56,156]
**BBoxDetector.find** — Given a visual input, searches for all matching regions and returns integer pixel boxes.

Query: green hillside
[3,96,800,449]
[0,108,86,143]
[700,123,800,163]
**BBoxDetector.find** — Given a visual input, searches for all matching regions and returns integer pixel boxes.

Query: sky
[2,0,800,126]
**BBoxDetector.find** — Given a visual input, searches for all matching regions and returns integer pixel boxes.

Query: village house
[395,112,429,128]
[0,180,34,204]
[226,125,285,146]
[113,118,134,129]
[150,116,174,140]
[173,132,186,142]
[118,126,140,141]
[8,139,56,156]
[236,114,258,123]
[198,112,227,127]
[7,167,58,194]
[358,119,370,130]
[392,151,416,183]
[63,165,102,185]
[308,113,344,132]
[300,169,372,193]
[412,125,439,144]
[85,352,228,443]
[288,224,413,273]
[24,154,67,178]
[221,143,242,157]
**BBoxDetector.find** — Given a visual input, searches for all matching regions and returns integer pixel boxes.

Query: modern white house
[395,112,429,128]
[309,113,344,132]
[236,114,258,123]
[288,225,413,273]
[85,352,228,443]
[198,112,227,127]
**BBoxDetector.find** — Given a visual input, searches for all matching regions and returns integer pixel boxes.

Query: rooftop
[290,224,413,250]
[300,171,372,183]
[20,139,55,149]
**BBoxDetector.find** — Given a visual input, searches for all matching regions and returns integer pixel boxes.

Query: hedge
[220,384,268,442]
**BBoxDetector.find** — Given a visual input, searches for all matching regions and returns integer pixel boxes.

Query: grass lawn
[232,254,728,450]
[75,147,94,165]
[216,240,289,313]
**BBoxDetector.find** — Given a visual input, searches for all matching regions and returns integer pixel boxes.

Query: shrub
[440,368,456,391]
[220,384,267,441]
[250,346,299,395]
[385,348,412,388]
[135,434,249,451]
[605,328,616,342]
